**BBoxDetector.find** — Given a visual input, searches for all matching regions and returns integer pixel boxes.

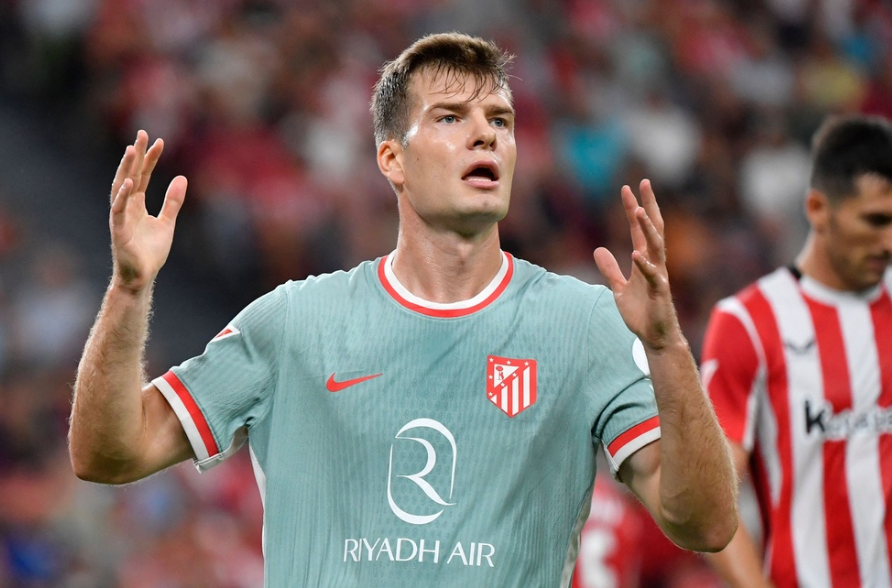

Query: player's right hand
[109,130,186,293]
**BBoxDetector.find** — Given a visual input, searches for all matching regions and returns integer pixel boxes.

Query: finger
[635,206,666,265]
[620,185,647,252]
[110,178,134,224]
[137,138,164,194]
[159,176,188,223]
[631,250,666,290]
[111,146,135,203]
[128,130,149,181]
[639,179,664,234]
[594,247,627,292]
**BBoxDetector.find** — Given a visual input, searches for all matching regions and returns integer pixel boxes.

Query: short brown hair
[371,32,514,146]
[811,114,892,202]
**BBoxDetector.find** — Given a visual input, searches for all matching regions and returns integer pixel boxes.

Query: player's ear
[805,189,831,233]
[377,139,405,187]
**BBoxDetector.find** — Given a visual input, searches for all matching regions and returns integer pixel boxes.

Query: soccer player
[69,33,737,586]
[702,114,892,587]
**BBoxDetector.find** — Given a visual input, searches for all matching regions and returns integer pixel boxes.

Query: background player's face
[816,174,892,290]
[392,69,516,236]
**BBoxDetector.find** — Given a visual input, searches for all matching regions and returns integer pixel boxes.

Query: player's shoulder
[714,266,795,311]
[508,256,618,330]
[237,259,381,322]
[510,255,609,302]
[278,258,378,297]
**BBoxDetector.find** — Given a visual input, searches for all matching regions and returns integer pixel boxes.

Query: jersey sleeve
[587,289,661,476]
[700,299,762,451]
[153,284,288,472]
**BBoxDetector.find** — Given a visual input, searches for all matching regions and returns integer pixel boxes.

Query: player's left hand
[594,179,682,351]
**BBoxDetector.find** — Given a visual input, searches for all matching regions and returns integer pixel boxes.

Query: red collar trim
[378,251,514,318]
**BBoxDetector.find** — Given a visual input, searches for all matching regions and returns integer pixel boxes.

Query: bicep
[136,383,195,477]
[617,438,661,514]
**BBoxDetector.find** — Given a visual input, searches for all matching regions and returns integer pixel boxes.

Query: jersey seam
[587,287,606,438]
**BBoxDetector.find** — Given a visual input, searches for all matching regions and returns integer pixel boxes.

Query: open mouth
[462,163,499,182]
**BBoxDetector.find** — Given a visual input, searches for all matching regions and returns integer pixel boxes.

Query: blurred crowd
[1,0,891,585]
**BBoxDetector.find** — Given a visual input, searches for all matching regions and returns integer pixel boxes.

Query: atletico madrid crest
[487,355,537,418]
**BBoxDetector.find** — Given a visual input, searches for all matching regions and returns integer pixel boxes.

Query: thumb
[159,176,187,223]
[594,247,626,291]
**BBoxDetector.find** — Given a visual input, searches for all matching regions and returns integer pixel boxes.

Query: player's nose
[467,111,496,150]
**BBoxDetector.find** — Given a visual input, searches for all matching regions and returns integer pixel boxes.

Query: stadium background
[0,0,889,586]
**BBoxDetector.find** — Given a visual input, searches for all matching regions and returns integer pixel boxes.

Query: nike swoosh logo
[326,373,383,392]
[784,339,816,355]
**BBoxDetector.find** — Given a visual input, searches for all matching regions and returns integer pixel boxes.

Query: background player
[69,33,737,586]
[702,114,892,587]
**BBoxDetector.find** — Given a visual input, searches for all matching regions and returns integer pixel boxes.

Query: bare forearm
[70,283,153,482]
[647,336,738,551]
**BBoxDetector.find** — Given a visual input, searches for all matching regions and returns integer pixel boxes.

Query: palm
[109,131,186,291]
[613,264,651,329]
[112,195,173,280]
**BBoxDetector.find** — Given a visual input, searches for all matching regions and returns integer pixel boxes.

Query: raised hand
[109,130,187,293]
[593,179,681,351]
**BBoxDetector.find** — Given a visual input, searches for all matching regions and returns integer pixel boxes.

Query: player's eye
[440,115,457,124]
[492,118,506,128]
[864,213,892,227]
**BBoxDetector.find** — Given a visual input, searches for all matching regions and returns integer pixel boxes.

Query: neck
[391,227,503,303]
[795,232,844,290]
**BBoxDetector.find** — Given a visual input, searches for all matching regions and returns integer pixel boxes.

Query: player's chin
[864,256,890,279]
[449,208,508,236]
[469,203,509,224]
[850,265,887,290]
[474,193,510,216]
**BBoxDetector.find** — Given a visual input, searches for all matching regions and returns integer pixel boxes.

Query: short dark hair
[371,32,513,147]
[810,114,892,202]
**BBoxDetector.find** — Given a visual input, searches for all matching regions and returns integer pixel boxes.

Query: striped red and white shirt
[702,267,892,588]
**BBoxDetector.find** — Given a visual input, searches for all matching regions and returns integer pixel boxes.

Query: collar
[378,250,513,317]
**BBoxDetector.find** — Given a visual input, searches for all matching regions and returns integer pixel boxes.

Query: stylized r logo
[387,418,457,525]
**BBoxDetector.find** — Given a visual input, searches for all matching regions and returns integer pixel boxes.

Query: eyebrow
[428,101,516,117]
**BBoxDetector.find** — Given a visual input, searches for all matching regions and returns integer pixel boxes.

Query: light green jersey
[153,252,659,587]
